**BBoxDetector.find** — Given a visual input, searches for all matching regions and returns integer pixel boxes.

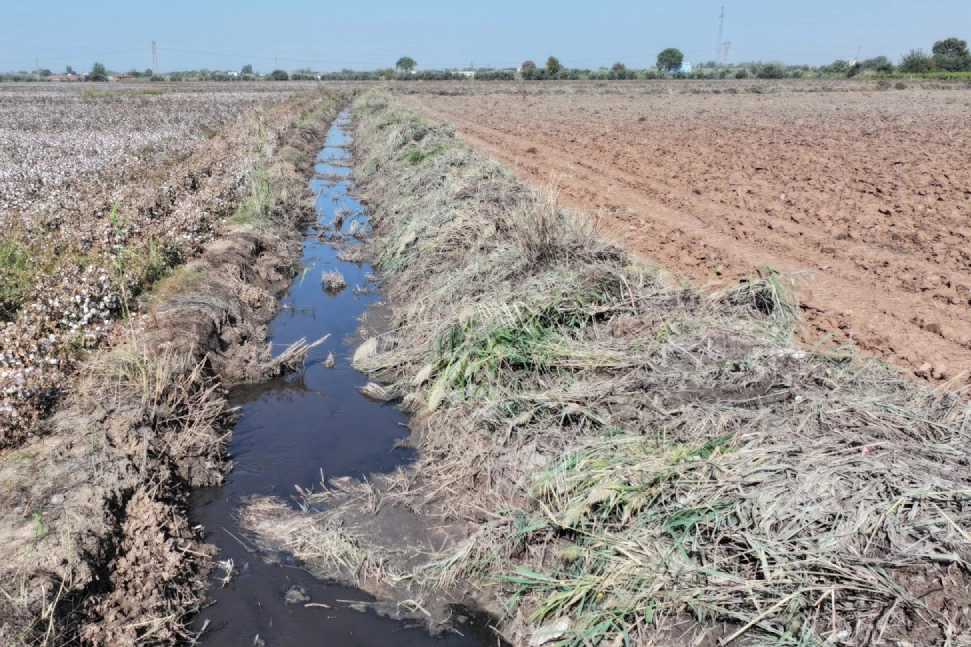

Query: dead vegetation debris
[321,269,348,294]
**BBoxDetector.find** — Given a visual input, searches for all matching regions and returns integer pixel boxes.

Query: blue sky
[2,0,969,73]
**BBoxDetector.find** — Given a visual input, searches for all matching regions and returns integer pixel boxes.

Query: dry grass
[0,573,75,647]
[321,269,347,293]
[243,488,407,591]
[270,335,330,375]
[254,91,971,646]
[333,207,351,229]
[80,340,229,483]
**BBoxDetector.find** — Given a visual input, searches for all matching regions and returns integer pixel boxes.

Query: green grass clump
[228,164,272,227]
[0,238,37,321]
[406,143,447,165]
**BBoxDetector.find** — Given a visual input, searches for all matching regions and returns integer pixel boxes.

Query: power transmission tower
[716,6,725,64]
[152,41,159,74]
[721,42,731,67]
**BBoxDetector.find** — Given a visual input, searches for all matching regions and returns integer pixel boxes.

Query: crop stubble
[403,83,971,384]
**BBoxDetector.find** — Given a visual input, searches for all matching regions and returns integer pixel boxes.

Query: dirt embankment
[0,91,346,646]
[241,92,971,647]
[400,84,971,386]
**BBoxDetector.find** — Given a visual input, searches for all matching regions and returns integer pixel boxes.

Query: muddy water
[190,113,491,646]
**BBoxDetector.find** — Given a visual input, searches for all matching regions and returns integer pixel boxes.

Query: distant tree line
[3,37,969,84]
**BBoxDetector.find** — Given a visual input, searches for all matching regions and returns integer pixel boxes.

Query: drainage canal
[190,112,492,646]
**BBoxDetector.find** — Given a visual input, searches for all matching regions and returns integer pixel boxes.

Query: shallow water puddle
[190,113,490,646]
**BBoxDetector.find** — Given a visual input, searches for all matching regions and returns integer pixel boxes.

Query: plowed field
[404,84,971,385]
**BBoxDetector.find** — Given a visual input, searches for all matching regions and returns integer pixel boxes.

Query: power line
[157,47,372,67]
[0,48,145,67]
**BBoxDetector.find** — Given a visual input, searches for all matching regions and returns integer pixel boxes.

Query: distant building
[48,74,78,82]
[662,62,692,74]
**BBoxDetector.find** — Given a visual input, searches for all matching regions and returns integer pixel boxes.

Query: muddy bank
[0,91,346,645]
[242,91,971,646]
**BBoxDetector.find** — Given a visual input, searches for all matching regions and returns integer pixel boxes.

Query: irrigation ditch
[188,111,494,646]
[235,90,971,647]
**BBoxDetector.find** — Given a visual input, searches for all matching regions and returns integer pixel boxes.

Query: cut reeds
[358,382,394,402]
[321,269,346,293]
[269,335,329,374]
[333,206,350,229]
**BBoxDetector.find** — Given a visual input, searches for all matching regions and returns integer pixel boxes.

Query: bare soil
[402,83,971,385]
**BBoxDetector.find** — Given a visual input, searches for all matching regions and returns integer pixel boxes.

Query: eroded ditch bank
[190,112,493,646]
[239,91,971,647]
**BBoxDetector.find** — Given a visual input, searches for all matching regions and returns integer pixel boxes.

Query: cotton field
[0,83,315,438]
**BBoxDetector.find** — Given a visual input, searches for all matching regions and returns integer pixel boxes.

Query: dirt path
[403,87,971,384]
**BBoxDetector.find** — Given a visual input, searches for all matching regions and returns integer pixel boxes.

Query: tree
[546,56,562,75]
[932,37,970,58]
[932,37,971,72]
[608,61,636,80]
[825,59,851,75]
[657,48,684,71]
[269,69,289,81]
[756,63,787,79]
[396,56,417,73]
[89,62,108,82]
[862,56,894,73]
[520,60,537,71]
[242,64,253,75]
[65,65,74,75]
[144,68,153,77]
[899,49,935,73]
